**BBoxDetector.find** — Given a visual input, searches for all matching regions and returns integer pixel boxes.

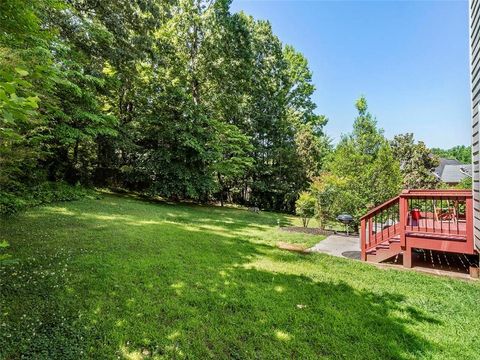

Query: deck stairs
[365,234,401,262]
[360,190,475,267]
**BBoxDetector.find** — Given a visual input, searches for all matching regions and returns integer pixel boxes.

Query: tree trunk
[218,172,224,207]
[73,138,79,166]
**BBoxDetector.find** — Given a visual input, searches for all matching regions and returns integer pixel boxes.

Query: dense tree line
[0,0,330,213]
[431,145,471,164]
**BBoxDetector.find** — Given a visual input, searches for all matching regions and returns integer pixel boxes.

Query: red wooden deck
[406,218,467,239]
[360,189,476,267]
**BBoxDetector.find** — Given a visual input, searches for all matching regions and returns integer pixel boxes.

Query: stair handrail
[360,195,400,220]
[400,189,472,198]
[360,195,401,260]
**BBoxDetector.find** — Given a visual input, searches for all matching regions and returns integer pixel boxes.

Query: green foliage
[0,192,26,217]
[210,121,254,206]
[0,240,17,266]
[431,145,471,164]
[295,191,316,227]
[367,143,402,205]
[241,25,329,211]
[391,133,439,189]
[311,173,340,229]
[295,118,332,181]
[0,42,44,188]
[0,182,86,216]
[320,97,402,225]
[0,0,329,213]
[455,176,472,189]
[351,96,385,157]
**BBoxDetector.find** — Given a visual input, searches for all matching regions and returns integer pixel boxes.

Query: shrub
[0,240,17,265]
[0,182,87,217]
[311,173,339,230]
[455,176,472,190]
[295,192,316,227]
[0,192,27,216]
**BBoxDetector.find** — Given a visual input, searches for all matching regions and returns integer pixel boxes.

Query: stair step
[366,234,402,258]
[376,244,390,249]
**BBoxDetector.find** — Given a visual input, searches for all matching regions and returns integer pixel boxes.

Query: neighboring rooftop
[433,158,471,184]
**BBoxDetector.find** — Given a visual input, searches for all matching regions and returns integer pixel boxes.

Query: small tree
[319,96,402,229]
[210,121,254,206]
[311,173,338,230]
[295,191,316,227]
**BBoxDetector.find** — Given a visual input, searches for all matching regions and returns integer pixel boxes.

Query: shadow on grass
[0,194,438,359]
[40,193,293,234]
[95,265,436,359]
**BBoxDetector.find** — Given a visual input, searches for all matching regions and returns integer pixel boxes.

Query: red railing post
[368,217,373,246]
[466,196,474,252]
[360,218,367,261]
[399,191,408,249]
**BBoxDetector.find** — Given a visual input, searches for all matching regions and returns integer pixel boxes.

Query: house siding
[471,0,480,250]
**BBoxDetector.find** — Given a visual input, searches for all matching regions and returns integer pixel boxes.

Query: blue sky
[230,0,471,148]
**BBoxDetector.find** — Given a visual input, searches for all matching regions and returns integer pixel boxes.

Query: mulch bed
[280,227,334,236]
[280,227,358,237]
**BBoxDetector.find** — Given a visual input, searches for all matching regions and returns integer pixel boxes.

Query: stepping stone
[276,242,309,253]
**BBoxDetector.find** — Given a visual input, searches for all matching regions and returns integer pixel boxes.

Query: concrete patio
[307,234,478,279]
[307,235,361,259]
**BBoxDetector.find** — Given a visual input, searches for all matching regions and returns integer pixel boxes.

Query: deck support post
[360,218,367,261]
[403,246,412,268]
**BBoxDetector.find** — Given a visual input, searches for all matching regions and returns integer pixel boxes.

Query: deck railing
[402,190,470,239]
[360,196,401,256]
[360,189,474,261]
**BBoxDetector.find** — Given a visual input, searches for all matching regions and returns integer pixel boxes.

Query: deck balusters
[381,209,384,243]
[454,197,460,235]
[417,198,420,232]
[407,198,410,231]
[447,199,453,234]
[440,197,443,233]
[387,205,390,238]
[424,197,427,232]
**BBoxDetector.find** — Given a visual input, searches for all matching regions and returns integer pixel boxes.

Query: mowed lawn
[1,194,480,359]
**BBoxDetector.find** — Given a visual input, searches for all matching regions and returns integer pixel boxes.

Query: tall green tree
[391,133,439,189]
[210,122,253,206]
[241,19,329,211]
[319,97,402,224]
[0,0,53,191]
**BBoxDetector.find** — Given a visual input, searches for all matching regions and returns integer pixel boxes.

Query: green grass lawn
[1,193,480,359]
